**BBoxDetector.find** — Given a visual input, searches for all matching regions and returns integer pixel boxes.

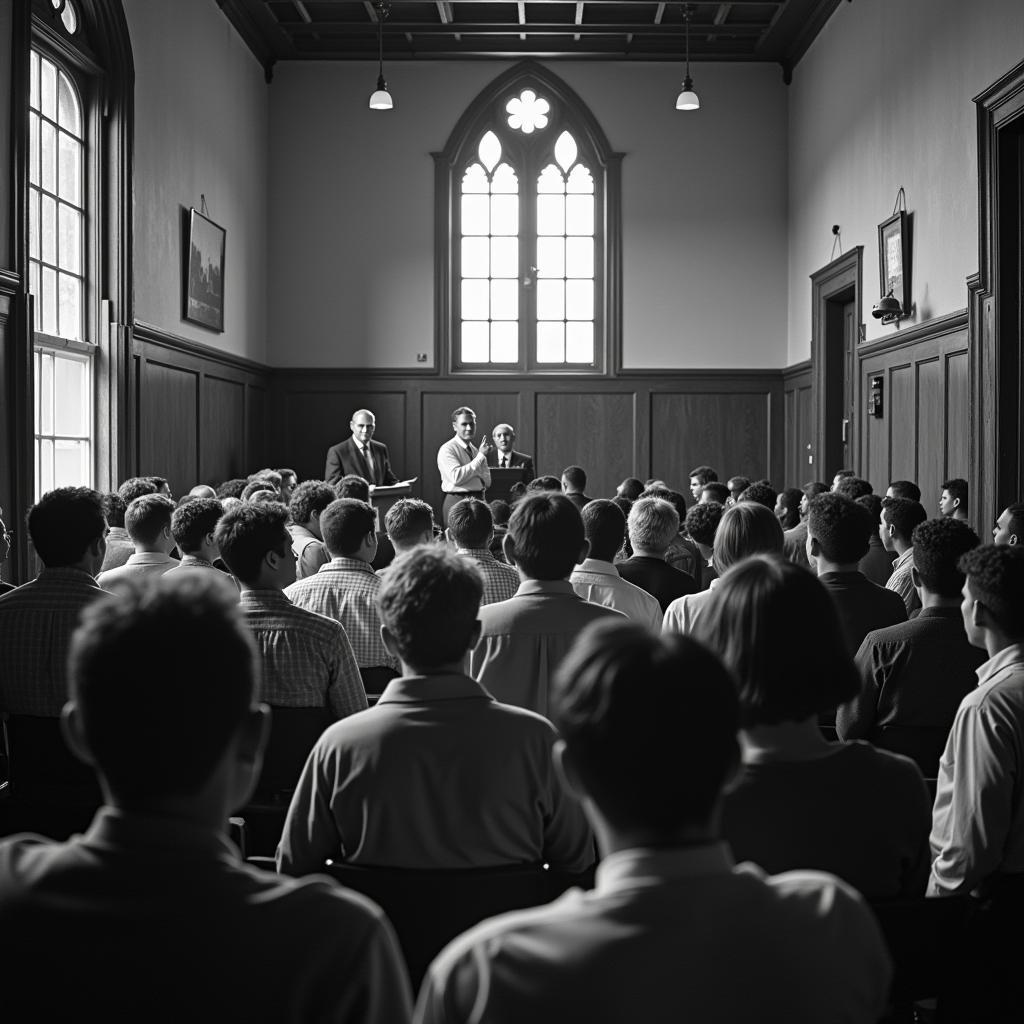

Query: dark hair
[881,497,928,542]
[553,620,738,832]
[384,498,434,545]
[701,482,730,505]
[320,498,375,558]
[448,498,494,549]
[688,466,718,485]
[489,499,512,527]
[835,476,873,501]
[117,476,158,505]
[641,486,687,523]
[807,493,872,564]
[611,495,632,522]
[562,465,587,490]
[777,487,803,530]
[507,492,585,580]
[248,469,282,489]
[686,501,724,548]
[215,502,291,585]
[888,479,921,503]
[170,498,224,554]
[69,574,255,801]
[125,494,175,546]
[580,499,625,562]
[215,478,248,500]
[527,475,563,493]
[697,555,860,727]
[617,478,644,502]
[508,482,528,503]
[713,501,784,574]
[451,406,476,423]
[102,492,126,529]
[147,476,170,494]
[802,481,830,500]
[738,481,777,511]
[912,518,980,598]
[276,467,297,482]
[727,476,751,495]
[336,474,371,502]
[856,493,883,524]
[942,478,968,505]
[378,547,483,669]
[833,468,855,481]
[959,545,1024,637]
[1003,502,1024,541]
[27,487,106,567]
[241,479,276,503]
[288,480,336,526]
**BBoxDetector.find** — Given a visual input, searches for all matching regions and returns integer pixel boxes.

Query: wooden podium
[487,466,531,505]
[369,482,414,521]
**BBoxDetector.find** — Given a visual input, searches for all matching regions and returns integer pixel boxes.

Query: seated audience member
[616,497,698,610]
[615,477,644,502]
[838,518,984,774]
[249,468,283,491]
[664,501,783,635]
[887,479,922,502]
[285,499,400,692]
[469,493,622,716]
[738,481,777,511]
[378,498,435,579]
[335,474,370,502]
[783,481,828,571]
[561,465,591,510]
[831,468,855,491]
[215,478,247,500]
[835,476,873,501]
[148,476,173,499]
[216,502,366,720]
[700,481,730,505]
[881,497,929,614]
[0,506,13,593]
[688,465,718,503]
[0,488,110,717]
[241,479,276,503]
[643,486,700,576]
[278,547,594,876]
[287,480,335,580]
[276,467,298,503]
[807,493,906,655]
[939,477,969,521]
[508,481,528,504]
[726,475,750,504]
[449,498,519,605]
[416,620,892,1024]
[699,556,930,901]
[249,490,280,507]
[96,494,179,592]
[856,494,895,587]
[993,502,1024,546]
[685,501,724,591]
[930,544,1024,897]
[117,476,157,505]
[187,484,217,500]
[488,498,512,560]
[528,475,562,493]
[0,573,411,1021]
[570,500,662,629]
[774,487,802,530]
[98,492,132,572]
[164,498,233,585]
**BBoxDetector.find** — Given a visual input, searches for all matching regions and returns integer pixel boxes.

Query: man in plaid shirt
[447,497,519,606]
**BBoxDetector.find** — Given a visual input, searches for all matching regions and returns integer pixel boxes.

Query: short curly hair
[835,476,873,501]
[685,501,724,548]
[881,497,928,543]
[807,492,872,564]
[912,518,980,598]
[959,544,1024,638]
[28,487,106,567]
[289,480,337,526]
[738,481,777,511]
[215,502,290,584]
[171,498,225,554]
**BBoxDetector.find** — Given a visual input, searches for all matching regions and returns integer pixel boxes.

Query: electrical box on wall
[868,375,884,418]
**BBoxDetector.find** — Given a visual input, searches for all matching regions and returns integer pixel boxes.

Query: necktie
[501,455,508,468]
[362,445,375,482]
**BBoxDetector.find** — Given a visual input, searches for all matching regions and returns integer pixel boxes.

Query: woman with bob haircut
[663,501,783,635]
[697,554,931,900]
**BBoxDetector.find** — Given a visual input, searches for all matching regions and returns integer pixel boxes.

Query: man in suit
[324,408,398,487]
[485,423,535,481]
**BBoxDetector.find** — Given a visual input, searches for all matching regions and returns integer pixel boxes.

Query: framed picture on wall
[184,208,226,332]
[877,210,909,315]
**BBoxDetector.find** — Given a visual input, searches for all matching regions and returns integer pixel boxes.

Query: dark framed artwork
[877,210,909,314]
[184,208,226,332]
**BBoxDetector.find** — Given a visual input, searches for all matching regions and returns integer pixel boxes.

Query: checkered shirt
[284,558,399,671]
[238,589,367,720]
[0,568,113,717]
[457,548,520,606]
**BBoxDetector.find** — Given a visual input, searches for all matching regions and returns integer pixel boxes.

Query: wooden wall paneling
[861,362,887,495]
[201,375,246,486]
[783,361,813,486]
[246,384,268,473]
[138,359,200,496]
[945,350,970,483]
[915,357,944,511]
[887,363,916,488]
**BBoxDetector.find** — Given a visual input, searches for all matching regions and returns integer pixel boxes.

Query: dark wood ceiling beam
[574,2,584,43]
[263,0,782,6]
[289,41,759,59]
[436,2,460,41]
[284,21,766,36]
[518,1,526,41]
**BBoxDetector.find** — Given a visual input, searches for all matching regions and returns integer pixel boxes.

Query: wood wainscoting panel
[945,350,970,484]
[247,384,269,476]
[887,363,916,488]
[783,362,814,486]
[916,357,945,510]
[138,359,200,493]
[201,375,247,486]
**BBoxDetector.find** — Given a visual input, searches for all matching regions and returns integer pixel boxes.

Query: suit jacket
[485,448,535,483]
[324,437,398,486]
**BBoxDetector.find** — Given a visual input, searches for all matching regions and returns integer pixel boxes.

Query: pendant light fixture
[368,0,393,111]
[676,4,700,111]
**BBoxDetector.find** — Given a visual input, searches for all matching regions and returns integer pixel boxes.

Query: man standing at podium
[324,409,398,487]
[486,423,535,481]
[437,407,492,524]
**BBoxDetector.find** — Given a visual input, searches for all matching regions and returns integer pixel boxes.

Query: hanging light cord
[684,4,691,80]
[377,5,384,83]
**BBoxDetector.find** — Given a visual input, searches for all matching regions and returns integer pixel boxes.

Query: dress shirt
[456,547,520,605]
[287,523,330,580]
[930,643,1024,897]
[437,437,491,494]
[469,580,624,716]
[885,547,921,614]
[277,673,594,875]
[783,520,811,570]
[98,526,133,572]
[662,578,720,635]
[96,551,180,592]
[415,843,891,1024]
[285,557,399,671]
[0,568,113,717]
[818,570,908,655]
[162,554,238,592]
[837,607,985,774]
[0,808,412,1022]
[615,554,698,611]
[570,558,662,629]
[238,589,367,720]
[859,533,896,587]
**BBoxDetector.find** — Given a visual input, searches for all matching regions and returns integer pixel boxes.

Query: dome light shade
[676,76,700,111]
[369,74,393,110]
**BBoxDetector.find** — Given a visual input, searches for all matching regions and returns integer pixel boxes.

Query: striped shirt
[238,589,367,720]
[456,548,520,606]
[285,558,399,671]
[0,568,113,717]
[885,548,920,615]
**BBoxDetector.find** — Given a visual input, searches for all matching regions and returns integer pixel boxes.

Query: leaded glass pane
[566,236,593,278]
[490,322,518,363]
[566,322,594,363]
[566,279,594,320]
[554,131,578,173]
[506,89,550,134]
[567,164,595,194]
[461,194,489,235]
[42,267,58,335]
[490,237,518,278]
[58,272,81,341]
[536,237,564,278]
[61,2,79,35]
[491,163,518,194]
[54,352,88,434]
[537,164,564,194]
[59,132,81,204]
[536,322,565,363]
[461,279,489,320]
[30,51,39,109]
[29,113,39,186]
[57,70,80,135]
[41,121,57,193]
[536,279,564,321]
[41,195,57,265]
[462,163,489,194]
[39,439,54,495]
[40,57,56,121]
[566,194,594,236]
[39,350,54,434]
[478,130,501,172]
[490,279,518,321]
[461,321,489,363]
[490,195,518,235]
[29,193,40,260]
[55,441,90,490]
[58,205,81,273]
[29,264,40,327]
[536,194,564,236]
[461,237,488,278]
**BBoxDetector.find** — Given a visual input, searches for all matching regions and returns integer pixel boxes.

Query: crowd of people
[0,456,1022,1021]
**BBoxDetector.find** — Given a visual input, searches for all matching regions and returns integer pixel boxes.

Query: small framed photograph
[877,210,909,314]
[184,208,226,332]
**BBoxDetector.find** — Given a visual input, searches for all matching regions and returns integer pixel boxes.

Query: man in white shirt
[437,406,492,524]
[880,496,927,614]
[417,619,891,1024]
[96,494,179,592]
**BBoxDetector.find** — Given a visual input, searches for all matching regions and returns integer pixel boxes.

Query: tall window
[438,65,621,374]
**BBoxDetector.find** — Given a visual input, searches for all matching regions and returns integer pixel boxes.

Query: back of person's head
[712,501,784,574]
[27,487,106,568]
[959,544,1024,639]
[384,498,434,546]
[686,501,724,548]
[701,482,730,505]
[69,574,256,803]
[856,492,882,521]
[688,465,718,485]
[215,502,290,585]
[807,492,872,564]
[508,482,528,503]
[506,492,585,579]
[527,475,562,493]
[148,476,170,495]
[117,476,157,505]
[627,496,679,554]
[187,484,217,500]
[777,487,803,529]
[881,496,928,543]
[738,481,777,511]
[835,476,873,501]
[562,465,587,491]
[320,498,375,558]
[102,492,126,529]
[215,478,247,500]
[697,554,859,727]
[276,467,297,484]
[248,469,282,489]
[289,479,336,527]
[378,546,483,670]
[241,479,276,503]
[942,478,968,504]
[580,499,625,562]
[833,468,856,484]
[641,486,687,524]
[336,474,370,502]
[616,477,644,502]
[448,498,494,549]
[552,620,738,834]
[727,475,751,497]
[489,499,511,528]
[912,518,980,598]
[888,479,921,502]
[125,494,175,546]
[611,495,632,521]
[171,498,224,554]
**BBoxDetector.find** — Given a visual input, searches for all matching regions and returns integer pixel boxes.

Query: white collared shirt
[570,558,662,630]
